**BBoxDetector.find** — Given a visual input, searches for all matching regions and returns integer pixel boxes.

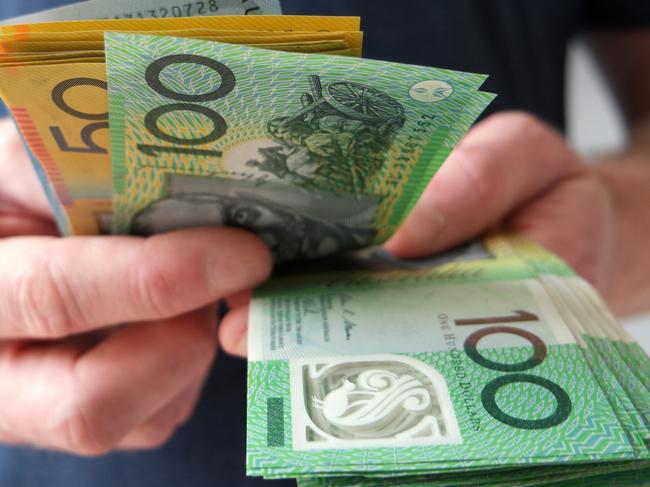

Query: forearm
[593,125,650,315]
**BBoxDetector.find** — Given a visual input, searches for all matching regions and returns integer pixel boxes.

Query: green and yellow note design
[105,32,493,261]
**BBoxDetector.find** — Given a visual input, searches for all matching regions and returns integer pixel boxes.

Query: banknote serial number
[109,1,259,19]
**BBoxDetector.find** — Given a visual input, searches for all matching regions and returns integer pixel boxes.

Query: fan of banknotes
[0,1,648,486]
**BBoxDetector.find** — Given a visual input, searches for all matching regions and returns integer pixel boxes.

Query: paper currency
[0,15,359,39]
[105,32,493,261]
[2,0,282,24]
[0,5,647,485]
[0,16,362,234]
[245,236,650,485]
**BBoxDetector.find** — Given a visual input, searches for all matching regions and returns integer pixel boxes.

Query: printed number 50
[49,78,108,154]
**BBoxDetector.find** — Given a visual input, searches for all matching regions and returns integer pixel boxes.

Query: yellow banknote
[0,41,354,65]
[0,63,110,234]
[0,57,112,69]
[323,48,361,57]
[0,50,102,59]
[1,32,362,54]
[0,16,360,39]
[0,51,105,65]
[231,40,350,53]
[200,31,362,49]
[2,28,362,44]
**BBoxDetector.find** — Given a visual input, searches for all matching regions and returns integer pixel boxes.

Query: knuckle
[452,140,506,213]
[174,403,196,428]
[133,422,177,450]
[490,110,542,132]
[131,251,180,318]
[174,309,219,366]
[15,258,81,339]
[184,323,218,367]
[486,111,559,151]
[54,392,115,456]
[487,111,573,165]
[584,176,615,211]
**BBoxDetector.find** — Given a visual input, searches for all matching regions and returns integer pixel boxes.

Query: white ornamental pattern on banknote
[290,354,462,450]
[313,369,432,429]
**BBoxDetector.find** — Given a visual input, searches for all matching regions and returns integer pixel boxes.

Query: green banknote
[2,0,282,24]
[105,32,493,261]
[245,256,638,478]
[245,238,649,484]
[541,279,650,456]
[297,460,648,487]
[550,278,650,433]
[571,278,650,392]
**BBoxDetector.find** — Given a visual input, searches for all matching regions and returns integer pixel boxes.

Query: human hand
[0,120,272,455]
[219,111,618,357]
[384,111,615,293]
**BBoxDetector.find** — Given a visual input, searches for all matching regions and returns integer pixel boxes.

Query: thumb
[384,112,585,258]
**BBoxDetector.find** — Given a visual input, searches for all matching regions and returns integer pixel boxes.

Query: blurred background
[566,39,650,351]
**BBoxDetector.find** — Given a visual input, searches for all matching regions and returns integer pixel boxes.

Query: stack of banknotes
[0,2,648,486]
[247,235,650,486]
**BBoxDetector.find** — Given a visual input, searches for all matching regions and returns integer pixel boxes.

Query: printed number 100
[138,54,236,159]
[457,310,572,430]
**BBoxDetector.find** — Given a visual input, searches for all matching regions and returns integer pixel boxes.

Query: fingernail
[386,208,446,256]
[412,208,446,244]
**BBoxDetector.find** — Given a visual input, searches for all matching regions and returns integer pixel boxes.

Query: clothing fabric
[0,1,649,486]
